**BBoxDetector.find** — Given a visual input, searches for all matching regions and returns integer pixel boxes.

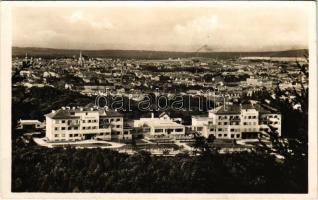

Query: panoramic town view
[11,4,309,193]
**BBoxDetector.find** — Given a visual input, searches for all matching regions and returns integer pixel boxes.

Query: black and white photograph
[0,1,317,199]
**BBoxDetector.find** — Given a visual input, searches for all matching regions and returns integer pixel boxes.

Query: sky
[12,4,310,52]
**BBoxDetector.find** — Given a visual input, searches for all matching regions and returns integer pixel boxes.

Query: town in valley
[13,48,308,157]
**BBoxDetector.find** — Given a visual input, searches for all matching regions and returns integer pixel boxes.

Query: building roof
[139,118,184,128]
[210,103,280,115]
[46,109,80,119]
[19,120,41,124]
[46,107,123,119]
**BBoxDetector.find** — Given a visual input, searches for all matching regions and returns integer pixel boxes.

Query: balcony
[68,122,80,127]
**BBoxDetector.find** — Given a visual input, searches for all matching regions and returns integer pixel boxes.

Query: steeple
[78,51,84,66]
[24,53,28,62]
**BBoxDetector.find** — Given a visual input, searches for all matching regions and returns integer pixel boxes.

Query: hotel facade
[192,102,281,139]
[45,106,132,142]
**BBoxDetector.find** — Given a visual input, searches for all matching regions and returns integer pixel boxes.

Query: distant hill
[12,47,308,59]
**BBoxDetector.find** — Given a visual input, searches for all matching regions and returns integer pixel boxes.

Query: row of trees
[12,144,306,193]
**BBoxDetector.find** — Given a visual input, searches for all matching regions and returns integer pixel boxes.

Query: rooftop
[210,103,279,115]
[139,118,184,128]
[19,119,41,124]
[46,106,123,119]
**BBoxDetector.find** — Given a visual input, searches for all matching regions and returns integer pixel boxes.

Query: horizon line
[12,46,308,54]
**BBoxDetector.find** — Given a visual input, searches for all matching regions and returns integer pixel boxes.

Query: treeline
[12,144,307,193]
[12,86,93,132]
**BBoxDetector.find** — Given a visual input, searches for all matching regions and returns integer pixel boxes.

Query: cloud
[12,6,309,51]
[69,10,85,23]
[68,10,114,30]
[174,15,218,37]
[173,15,219,50]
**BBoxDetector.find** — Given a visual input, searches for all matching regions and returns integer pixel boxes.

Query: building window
[83,127,86,130]
[74,134,79,137]
[230,128,235,132]
[218,134,222,137]
[54,134,59,137]
[85,112,88,115]
[62,134,65,137]
[116,118,121,122]
[243,122,248,125]
[116,125,121,128]
[68,127,72,130]
[61,127,66,130]
[74,127,78,130]
[197,127,203,131]
[231,134,235,138]
[224,122,228,125]
[124,131,129,135]
[155,129,163,133]
[218,122,222,125]
[175,128,183,132]
[218,128,222,131]
[110,119,114,122]
[88,120,91,123]
[69,134,73,137]
[117,132,120,135]
[224,134,227,137]
[54,127,59,131]
[236,134,240,138]
[210,128,214,132]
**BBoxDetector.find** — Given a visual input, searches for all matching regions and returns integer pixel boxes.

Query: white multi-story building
[133,113,186,139]
[45,106,132,142]
[192,102,281,139]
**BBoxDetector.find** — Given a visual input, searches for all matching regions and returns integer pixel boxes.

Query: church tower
[78,51,84,67]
